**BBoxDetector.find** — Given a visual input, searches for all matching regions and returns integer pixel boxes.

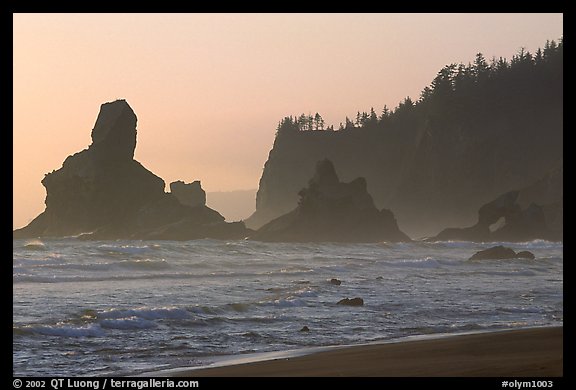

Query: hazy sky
[13,13,563,229]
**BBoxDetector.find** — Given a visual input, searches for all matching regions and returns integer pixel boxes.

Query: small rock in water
[330,278,342,285]
[516,251,536,259]
[469,245,535,261]
[300,326,310,332]
[376,276,383,280]
[469,245,516,260]
[337,297,364,306]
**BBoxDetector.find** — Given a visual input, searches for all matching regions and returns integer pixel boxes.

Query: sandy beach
[171,327,562,377]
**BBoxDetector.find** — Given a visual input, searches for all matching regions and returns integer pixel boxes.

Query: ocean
[13,238,563,377]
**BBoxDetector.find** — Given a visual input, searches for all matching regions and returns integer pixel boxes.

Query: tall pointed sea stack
[14,100,249,240]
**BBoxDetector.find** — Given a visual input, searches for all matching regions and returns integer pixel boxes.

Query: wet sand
[171,327,562,377]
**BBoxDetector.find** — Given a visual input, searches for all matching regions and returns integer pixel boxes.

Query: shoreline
[144,326,562,377]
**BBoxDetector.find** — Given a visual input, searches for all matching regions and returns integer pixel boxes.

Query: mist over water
[13,238,562,376]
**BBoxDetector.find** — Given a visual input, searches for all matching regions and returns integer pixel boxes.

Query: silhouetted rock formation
[249,159,410,243]
[13,100,250,241]
[330,278,342,285]
[431,167,562,242]
[91,99,138,161]
[469,246,535,261]
[13,100,164,237]
[337,298,364,306]
[170,180,206,207]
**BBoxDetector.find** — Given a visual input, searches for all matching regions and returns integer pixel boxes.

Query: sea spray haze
[13,238,562,376]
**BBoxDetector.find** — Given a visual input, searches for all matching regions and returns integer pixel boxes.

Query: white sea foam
[13,272,206,284]
[99,317,158,330]
[26,323,105,338]
[501,239,562,250]
[97,244,154,255]
[385,257,442,269]
[22,240,46,251]
[270,298,307,308]
[97,307,191,320]
[426,240,476,248]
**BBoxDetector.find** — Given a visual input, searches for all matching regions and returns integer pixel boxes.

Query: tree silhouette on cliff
[276,38,562,135]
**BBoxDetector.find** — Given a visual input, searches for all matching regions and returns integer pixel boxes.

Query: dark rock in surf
[300,326,310,332]
[330,278,342,285]
[249,159,410,243]
[516,251,536,260]
[468,246,535,261]
[13,100,250,241]
[469,246,517,260]
[337,297,364,306]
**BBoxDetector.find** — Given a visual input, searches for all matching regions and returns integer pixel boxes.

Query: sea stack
[249,159,410,243]
[14,100,165,237]
[13,100,250,241]
[431,179,559,242]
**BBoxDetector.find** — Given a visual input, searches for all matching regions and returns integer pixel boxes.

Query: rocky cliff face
[13,100,249,241]
[250,159,410,243]
[247,43,563,239]
[247,105,562,239]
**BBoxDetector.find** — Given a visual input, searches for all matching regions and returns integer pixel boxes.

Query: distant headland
[246,39,563,240]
